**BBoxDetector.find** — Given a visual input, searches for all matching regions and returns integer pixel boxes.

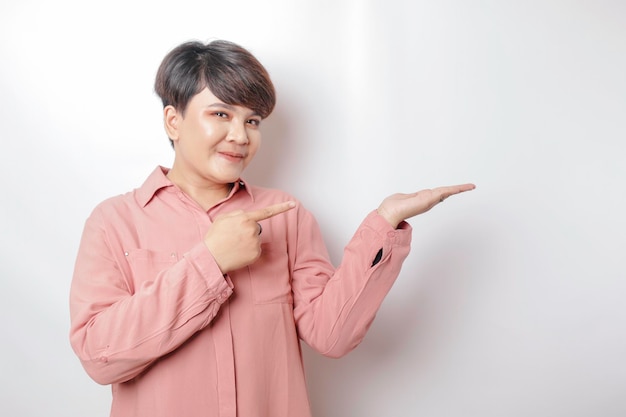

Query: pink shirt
[70,166,411,417]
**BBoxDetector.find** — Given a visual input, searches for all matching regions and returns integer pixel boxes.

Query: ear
[163,105,181,141]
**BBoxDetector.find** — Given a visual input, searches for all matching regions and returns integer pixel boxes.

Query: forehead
[187,87,257,116]
[189,87,220,104]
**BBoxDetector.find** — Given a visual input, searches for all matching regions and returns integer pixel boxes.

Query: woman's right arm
[69,209,232,385]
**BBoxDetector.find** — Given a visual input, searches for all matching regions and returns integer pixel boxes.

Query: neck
[166,169,233,211]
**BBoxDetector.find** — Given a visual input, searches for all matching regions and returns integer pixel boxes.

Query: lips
[219,151,246,162]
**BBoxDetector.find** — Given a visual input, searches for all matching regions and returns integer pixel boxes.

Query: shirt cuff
[184,242,233,303]
[363,210,412,246]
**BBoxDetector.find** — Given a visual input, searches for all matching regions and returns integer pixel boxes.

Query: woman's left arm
[291,183,475,358]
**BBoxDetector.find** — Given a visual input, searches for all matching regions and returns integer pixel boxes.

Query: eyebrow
[206,102,260,118]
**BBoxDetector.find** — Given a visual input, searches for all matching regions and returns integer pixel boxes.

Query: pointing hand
[204,201,296,273]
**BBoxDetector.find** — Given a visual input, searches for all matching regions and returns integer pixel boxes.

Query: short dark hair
[154,39,276,119]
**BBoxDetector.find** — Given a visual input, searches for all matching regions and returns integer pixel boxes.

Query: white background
[1,1,625,416]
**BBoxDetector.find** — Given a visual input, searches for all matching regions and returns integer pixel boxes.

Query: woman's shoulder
[245,183,300,204]
[87,188,144,221]
[243,183,318,222]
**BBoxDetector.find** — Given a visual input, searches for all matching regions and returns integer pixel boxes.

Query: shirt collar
[136,166,254,207]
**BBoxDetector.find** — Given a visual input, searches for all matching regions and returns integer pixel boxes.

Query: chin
[214,171,244,184]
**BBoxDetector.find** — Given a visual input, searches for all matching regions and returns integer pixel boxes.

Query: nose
[226,121,249,145]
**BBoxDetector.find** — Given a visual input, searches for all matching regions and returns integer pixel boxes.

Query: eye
[214,111,228,118]
[247,118,261,127]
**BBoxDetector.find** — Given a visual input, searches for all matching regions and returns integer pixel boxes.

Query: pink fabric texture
[70,166,411,417]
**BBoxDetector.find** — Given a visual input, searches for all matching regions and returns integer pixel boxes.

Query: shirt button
[387,231,396,238]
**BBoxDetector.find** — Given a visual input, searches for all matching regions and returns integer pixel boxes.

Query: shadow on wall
[242,98,296,189]
[302,216,488,416]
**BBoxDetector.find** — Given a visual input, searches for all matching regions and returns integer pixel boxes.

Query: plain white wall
[1,1,625,416]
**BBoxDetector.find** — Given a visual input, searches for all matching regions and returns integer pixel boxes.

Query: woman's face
[166,87,262,188]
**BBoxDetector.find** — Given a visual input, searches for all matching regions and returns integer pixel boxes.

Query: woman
[69,39,475,417]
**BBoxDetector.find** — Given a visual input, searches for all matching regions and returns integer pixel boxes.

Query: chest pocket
[124,249,179,293]
[247,242,292,304]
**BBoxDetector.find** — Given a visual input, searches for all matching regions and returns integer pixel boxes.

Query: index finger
[246,201,297,221]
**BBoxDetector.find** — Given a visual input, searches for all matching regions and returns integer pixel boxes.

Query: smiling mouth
[219,152,246,161]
